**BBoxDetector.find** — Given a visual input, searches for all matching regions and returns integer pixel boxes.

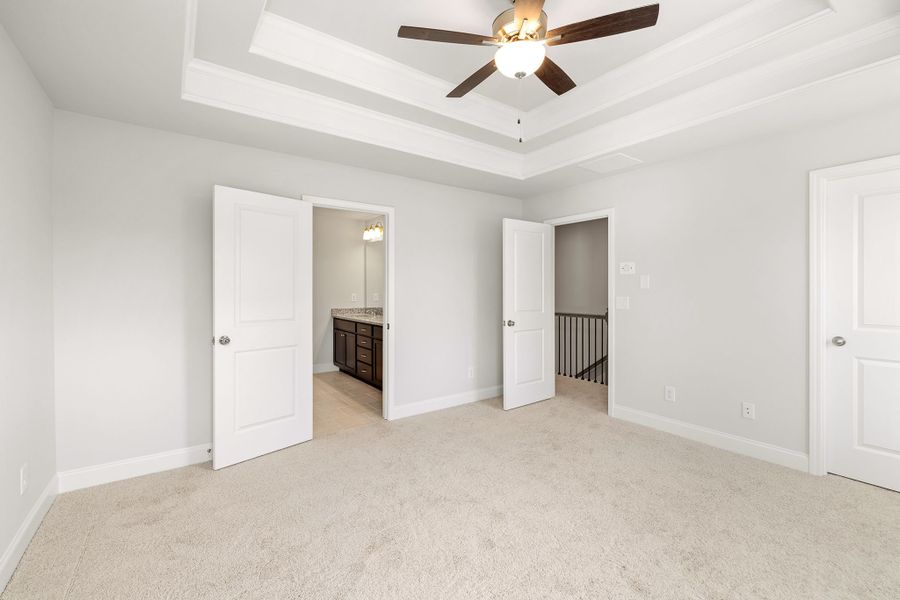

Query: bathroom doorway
[307,195,395,436]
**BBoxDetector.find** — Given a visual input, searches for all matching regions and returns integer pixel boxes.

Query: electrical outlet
[742,402,756,420]
[467,366,475,379]
[351,293,359,302]
[664,386,676,403]
[19,463,28,496]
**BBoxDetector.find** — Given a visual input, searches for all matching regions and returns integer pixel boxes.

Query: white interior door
[825,168,900,492]
[213,186,312,470]
[502,218,555,410]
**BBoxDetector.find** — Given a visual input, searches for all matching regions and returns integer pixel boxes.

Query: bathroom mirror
[365,235,385,308]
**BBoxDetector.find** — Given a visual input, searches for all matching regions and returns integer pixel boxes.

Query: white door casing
[213,186,313,469]
[502,218,555,410]
[812,158,900,492]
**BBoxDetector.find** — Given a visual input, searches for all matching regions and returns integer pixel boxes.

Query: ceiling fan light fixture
[494,41,546,79]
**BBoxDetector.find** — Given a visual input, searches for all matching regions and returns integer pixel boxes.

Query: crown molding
[250,11,521,139]
[523,0,834,140]
[181,58,525,179]
[524,14,900,177]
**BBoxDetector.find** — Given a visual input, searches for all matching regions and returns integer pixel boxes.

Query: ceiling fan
[398,1,660,98]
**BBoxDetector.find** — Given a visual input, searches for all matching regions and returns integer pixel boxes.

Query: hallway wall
[555,218,609,315]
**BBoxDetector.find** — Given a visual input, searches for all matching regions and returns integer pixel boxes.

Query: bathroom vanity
[332,311,383,389]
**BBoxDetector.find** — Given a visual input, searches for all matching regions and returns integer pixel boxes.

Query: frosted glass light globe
[494,41,546,79]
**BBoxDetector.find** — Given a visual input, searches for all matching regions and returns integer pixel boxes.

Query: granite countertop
[331,308,383,326]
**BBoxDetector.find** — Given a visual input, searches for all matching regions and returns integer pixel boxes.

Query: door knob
[218,335,231,345]
[506,320,515,327]
[832,336,846,347]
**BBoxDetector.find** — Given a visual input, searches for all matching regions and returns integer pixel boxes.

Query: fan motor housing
[492,8,548,42]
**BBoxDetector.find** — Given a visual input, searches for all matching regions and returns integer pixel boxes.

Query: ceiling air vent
[578,153,643,175]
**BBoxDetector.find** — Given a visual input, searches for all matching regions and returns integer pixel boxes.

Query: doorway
[212,187,395,470]
[552,216,611,413]
[312,206,386,437]
[809,156,900,492]
[546,209,616,415]
[499,211,615,413]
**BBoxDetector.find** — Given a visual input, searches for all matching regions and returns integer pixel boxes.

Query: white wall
[312,207,367,370]
[0,23,56,589]
[524,105,900,458]
[51,111,521,473]
[555,219,608,314]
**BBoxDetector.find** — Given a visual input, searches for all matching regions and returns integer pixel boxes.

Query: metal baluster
[580,316,584,380]
[602,313,607,384]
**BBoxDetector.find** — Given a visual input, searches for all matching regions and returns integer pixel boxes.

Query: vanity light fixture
[363,222,384,242]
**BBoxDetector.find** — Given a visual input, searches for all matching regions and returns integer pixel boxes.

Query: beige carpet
[4,377,899,600]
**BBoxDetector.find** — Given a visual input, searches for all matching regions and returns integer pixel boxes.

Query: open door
[502,218,555,410]
[213,186,312,469]
[822,167,900,491]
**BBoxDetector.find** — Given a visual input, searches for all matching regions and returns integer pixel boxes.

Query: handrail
[575,356,607,379]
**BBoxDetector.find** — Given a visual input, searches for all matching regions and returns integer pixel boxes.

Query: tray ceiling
[2,0,899,197]
[264,0,753,111]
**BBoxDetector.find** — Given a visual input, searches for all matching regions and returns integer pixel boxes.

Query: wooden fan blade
[546,4,659,46]
[447,61,498,98]
[514,0,546,26]
[398,26,495,45]
[535,57,576,96]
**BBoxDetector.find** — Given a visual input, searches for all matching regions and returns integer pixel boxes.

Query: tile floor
[313,371,383,437]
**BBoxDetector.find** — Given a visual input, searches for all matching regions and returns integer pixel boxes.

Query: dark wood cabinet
[334,329,346,365]
[373,339,383,386]
[333,317,383,389]
[333,329,356,371]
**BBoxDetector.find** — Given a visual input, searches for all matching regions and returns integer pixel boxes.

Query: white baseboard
[614,406,809,472]
[313,363,339,374]
[0,475,57,593]
[390,385,502,420]
[57,444,211,493]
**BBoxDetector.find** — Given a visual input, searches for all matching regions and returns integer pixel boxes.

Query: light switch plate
[618,262,636,275]
[640,275,651,289]
[19,463,28,496]
[615,296,630,310]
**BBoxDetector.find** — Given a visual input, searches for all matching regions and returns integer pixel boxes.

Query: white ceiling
[1,0,899,199]
[266,0,752,111]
